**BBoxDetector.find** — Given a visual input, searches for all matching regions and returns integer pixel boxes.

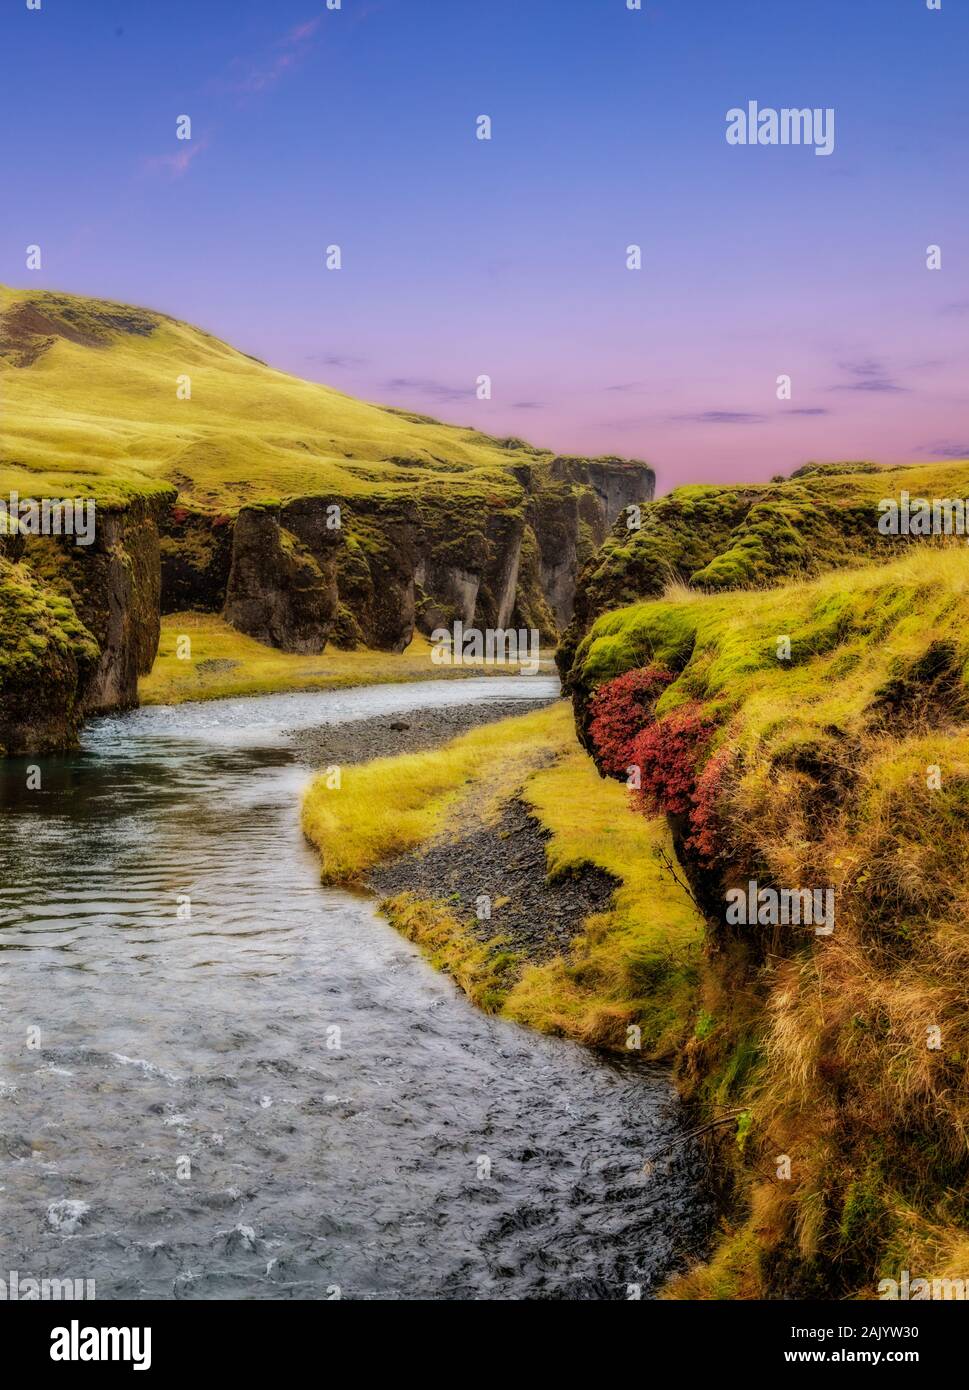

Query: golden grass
[139,611,551,704]
[301,703,568,882]
[303,701,704,1053]
[616,546,969,1297]
[0,285,544,514]
[503,753,702,1051]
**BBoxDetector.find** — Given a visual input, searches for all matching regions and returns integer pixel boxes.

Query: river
[0,678,709,1300]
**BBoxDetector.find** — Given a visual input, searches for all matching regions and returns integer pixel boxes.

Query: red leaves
[590,667,727,865]
[587,665,673,776]
[685,746,731,864]
[630,701,715,818]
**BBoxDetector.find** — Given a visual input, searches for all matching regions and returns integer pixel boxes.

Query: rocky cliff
[0,486,173,753]
[0,284,655,750]
[164,454,654,655]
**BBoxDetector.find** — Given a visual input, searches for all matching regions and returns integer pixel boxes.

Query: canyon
[0,285,654,753]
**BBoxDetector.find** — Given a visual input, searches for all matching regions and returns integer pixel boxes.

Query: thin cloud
[831,358,906,394]
[224,13,327,95]
[141,16,332,183]
[283,18,324,45]
[306,352,369,368]
[383,376,470,404]
[511,401,543,410]
[783,407,830,416]
[670,410,768,425]
[919,442,969,459]
[142,136,210,180]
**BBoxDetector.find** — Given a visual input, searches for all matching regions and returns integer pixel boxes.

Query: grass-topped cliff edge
[559,458,969,692]
[566,543,969,1298]
[1,283,652,751]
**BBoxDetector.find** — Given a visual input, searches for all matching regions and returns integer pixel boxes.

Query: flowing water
[0,678,709,1300]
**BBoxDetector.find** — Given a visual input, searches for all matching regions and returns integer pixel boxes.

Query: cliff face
[0,449,652,754]
[0,283,657,751]
[223,499,342,653]
[561,462,969,1300]
[161,457,656,655]
[0,488,172,753]
[0,548,94,754]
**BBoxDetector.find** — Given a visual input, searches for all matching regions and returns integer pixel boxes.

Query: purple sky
[3,0,968,493]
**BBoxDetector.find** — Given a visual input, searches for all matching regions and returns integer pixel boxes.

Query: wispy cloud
[383,376,469,404]
[142,136,210,180]
[143,16,328,179]
[670,410,767,425]
[511,400,543,410]
[225,14,326,95]
[306,351,369,368]
[831,358,906,394]
[784,407,830,416]
[285,18,324,44]
[919,441,969,459]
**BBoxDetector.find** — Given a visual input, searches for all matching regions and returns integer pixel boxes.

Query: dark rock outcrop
[164,457,655,656]
[223,499,341,652]
[1,488,173,753]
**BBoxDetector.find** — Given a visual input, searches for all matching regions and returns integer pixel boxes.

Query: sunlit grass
[0,284,544,514]
[303,701,704,1052]
[139,611,552,704]
[301,704,567,882]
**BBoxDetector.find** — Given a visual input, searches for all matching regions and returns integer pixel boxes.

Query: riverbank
[0,675,711,1298]
[302,701,704,1055]
[290,696,556,766]
[140,612,556,706]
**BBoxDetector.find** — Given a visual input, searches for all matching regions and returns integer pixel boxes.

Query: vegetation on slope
[571,545,969,1298]
[2,283,653,706]
[0,284,591,515]
[559,459,969,685]
[1,283,652,748]
[301,702,703,1053]
[0,554,98,752]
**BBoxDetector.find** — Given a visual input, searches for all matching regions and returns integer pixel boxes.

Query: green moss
[560,459,969,690]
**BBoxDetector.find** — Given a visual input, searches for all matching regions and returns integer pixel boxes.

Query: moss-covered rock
[0,556,98,752]
[558,460,969,692]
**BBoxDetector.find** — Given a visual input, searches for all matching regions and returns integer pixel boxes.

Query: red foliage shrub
[630,701,715,817]
[686,746,732,864]
[587,666,673,776]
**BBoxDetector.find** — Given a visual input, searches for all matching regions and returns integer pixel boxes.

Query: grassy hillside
[570,544,969,1298]
[560,460,969,684]
[0,284,553,514]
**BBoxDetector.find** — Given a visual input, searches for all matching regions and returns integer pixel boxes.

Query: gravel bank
[289,696,558,767]
[370,796,619,964]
